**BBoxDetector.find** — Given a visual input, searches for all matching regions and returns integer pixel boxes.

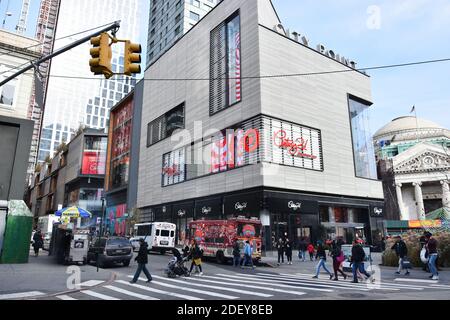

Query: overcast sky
[272,0,450,134]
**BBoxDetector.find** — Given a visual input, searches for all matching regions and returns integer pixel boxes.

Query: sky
[1,0,448,134]
[272,0,450,134]
[0,0,40,38]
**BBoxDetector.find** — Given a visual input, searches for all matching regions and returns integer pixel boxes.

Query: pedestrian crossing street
[3,272,450,300]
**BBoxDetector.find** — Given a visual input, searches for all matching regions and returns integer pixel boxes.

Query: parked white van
[130,222,176,254]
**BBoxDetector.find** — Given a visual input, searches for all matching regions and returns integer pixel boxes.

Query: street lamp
[100,197,106,237]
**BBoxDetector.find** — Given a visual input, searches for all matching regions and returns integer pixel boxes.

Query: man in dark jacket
[425,232,439,280]
[350,242,372,283]
[298,238,308,262]
[32,230,44,257]
[232,239,241,267]
[391,236,410,275]
[130,239,152,283]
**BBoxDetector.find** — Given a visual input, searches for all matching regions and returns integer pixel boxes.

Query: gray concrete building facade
[137,0,384,250]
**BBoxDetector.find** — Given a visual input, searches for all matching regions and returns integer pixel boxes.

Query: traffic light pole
[0,21,121,87]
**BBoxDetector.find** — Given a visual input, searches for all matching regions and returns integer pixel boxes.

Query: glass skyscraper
[147,0,220,66]
[38,0,146,162]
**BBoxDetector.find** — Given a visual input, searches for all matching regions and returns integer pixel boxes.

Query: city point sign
[273,24,358,69]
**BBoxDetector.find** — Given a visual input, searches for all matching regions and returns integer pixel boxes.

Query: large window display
[161,115,323,187]
[348,96,377,179]
[210,12,241,115]
[82,136,107,175]
[110,99,133,189]
[0,64,18,107]
[162,148,186,186]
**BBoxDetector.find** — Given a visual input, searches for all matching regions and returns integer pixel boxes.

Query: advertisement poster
[82,151,106,175]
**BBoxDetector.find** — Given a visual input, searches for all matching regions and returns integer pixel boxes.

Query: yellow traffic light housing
[89,33,113,79]
[124,41,142,76]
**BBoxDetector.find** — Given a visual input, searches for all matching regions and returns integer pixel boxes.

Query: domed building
[374,116,450,226]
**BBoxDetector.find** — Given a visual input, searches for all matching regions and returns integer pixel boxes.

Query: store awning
[267,196,318,214]
[195,197,222,219]
[172,202,194,219]
[224,192,262,216]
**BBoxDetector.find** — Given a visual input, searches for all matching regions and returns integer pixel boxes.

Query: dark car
[87,237,133,268]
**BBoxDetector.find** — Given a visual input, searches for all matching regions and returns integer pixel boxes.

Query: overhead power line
[41,57,450,82]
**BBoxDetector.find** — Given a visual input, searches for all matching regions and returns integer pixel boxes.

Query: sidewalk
[0,248,114,298]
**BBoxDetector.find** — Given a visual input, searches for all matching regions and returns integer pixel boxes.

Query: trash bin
[0,200,33,264]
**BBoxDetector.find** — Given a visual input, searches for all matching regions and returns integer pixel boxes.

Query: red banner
[82,151,106,175]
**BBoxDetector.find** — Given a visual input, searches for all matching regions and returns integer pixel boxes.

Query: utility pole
[0,21,121,87]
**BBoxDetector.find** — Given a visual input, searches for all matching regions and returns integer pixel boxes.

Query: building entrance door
[271,214,288,249]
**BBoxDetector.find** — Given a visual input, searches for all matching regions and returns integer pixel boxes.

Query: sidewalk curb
[26,271,118,300]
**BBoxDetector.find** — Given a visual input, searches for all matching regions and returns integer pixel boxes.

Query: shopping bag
[402,258,412,269]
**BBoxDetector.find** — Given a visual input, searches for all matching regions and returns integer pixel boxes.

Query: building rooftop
[374,116,447,141]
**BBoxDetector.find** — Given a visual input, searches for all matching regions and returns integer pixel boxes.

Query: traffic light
[89,33,113,79]
[124,40,142,76]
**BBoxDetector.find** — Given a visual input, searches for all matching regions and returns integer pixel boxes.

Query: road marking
[235,273,369,291]
[150,275,272,297]
[81,290,120,300]
[215,274,333,293]
[292,273,426,290]
[264,273,388,291]
[0,291,45,300]
[197,275,306,296]
[394,278,439,284]
[116,280,202,300]
[56,295,77,300]
[128,275,238,299]
[104,285,159,300]
[273,273,406,291]
[80,280,104,287]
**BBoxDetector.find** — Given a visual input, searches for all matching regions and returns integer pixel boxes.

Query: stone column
[441,181,450,219]
[413,182,426,221]
[395,183,407,220]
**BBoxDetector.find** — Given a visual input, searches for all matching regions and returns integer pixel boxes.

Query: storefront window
[319,207,329,222]
[0,64,17,107]
[162,148,186,186]
[210,12,241,115]
[110,100,133,189]
[348,96,377,179]
[82,136,107,175]
[334,207,348,223]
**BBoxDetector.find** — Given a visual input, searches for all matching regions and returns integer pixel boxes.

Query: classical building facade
[136,0,384,250]
[374,116,450,221]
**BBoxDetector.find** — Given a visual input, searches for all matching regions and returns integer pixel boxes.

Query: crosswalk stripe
[215,274,333,292]
[80,280,104,287]
[430,284,450,289]
[116,280,203,300]
[150,275,272,298]
[394,278,439,284]
[292,273,425,290]
[234,273,369,291]
[104,285,159,300]
[56,295,77,300]
[81,290,120,300]
[271,273,403,291]
[127,275,238,299]
[0,291,45,300]
[198,275,306,296]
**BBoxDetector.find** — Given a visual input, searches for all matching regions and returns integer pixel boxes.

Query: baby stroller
[165,248,190,278]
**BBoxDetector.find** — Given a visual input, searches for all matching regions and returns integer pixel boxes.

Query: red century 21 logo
[274,130,317,159]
